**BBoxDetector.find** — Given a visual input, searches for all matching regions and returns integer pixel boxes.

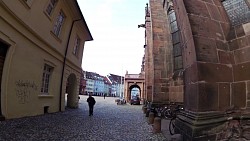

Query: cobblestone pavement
[0,95,168,141]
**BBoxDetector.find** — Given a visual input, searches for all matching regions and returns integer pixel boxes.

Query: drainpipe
[59,18,82,112]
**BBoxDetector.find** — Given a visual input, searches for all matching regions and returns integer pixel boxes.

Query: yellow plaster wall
[0,0,91,119]
[1,18,62,118]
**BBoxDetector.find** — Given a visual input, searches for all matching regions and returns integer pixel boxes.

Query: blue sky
[77,0,147,76]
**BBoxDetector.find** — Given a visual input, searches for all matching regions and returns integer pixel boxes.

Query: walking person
[87,94,96,116]
[104,94,106,99]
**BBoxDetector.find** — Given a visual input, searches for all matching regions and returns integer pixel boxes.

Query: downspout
[59,18,82,112]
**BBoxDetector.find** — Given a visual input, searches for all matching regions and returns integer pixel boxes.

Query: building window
[167,3,183,70]
[41,64,53,94]
[222,0,250,26]
[45,0,58,16]
[73,37,80,56]
[20,0,33,8]
[53,11,65,37]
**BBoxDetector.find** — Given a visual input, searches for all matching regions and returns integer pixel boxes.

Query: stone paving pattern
[0,95,168,141]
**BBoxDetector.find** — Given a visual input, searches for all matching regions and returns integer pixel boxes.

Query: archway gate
[124,73,145,103]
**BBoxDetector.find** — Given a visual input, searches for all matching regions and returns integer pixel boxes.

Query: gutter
[74,1,93,41]
[59,18,81,112]
[59,0,93,112]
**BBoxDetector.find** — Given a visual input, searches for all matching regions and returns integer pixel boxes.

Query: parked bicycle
[169,105,184,135]
[150,103,180,119]
[150,105,169,118]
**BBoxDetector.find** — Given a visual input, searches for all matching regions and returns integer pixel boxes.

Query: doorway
[0,41,8,120]
[65,73,78,108]
[129,85,141,100]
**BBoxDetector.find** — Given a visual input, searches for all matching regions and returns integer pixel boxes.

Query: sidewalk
[161,118,182,141]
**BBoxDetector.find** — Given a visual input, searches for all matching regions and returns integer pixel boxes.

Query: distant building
[93,73,104,96]
[84,71,111,96]
[85,71,95,95]
[83,71,123,97]
[131,88,139,97]
[0,0,92,120]
[103,76,112,96]
[107,74,124,97]
[79,70,87,95]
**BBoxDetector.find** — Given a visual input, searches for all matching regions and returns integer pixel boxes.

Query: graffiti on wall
[15,80,38,104]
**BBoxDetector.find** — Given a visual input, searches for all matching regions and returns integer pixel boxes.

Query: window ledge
[50,31,62,43]
[38,95,54,98]
[19,0,33,9]
[44,11,52,21]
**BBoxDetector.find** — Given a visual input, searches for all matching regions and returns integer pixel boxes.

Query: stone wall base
[176,111,250,141]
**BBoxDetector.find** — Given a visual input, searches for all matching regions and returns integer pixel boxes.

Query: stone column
[172,0,250,140]
[148,0,170,104]
[148,112,155,124]
[145,3,153,103]
[153,117,161,133]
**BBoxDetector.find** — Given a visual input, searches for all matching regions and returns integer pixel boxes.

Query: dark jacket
[87,96,96,106]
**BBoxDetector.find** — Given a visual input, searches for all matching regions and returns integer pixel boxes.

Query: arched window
[222,0,250,26]
[167,1,183,70]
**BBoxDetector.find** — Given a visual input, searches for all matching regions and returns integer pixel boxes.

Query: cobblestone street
[0,95,167,141]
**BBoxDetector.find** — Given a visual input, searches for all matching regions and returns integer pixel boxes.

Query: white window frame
[20,0,33,8]
[73,36,81,56]
[53,11,65,37]
[45,0,57,16]
[41,64,53,94]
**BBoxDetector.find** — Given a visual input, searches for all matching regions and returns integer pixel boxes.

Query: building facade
[84,71,95,95]
[93,73,105,96]
[107,74,124,97]
[103,76,112,96]
[143,0,250,140]
[79,70,87,95]
[84,71,112,96]
[0,0,92,120]
[142,1,173,104]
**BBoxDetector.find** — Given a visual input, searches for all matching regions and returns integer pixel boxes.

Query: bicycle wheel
[163,108,172,119]
[169,118,176,135]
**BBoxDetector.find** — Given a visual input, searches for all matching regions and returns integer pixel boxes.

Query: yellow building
[0,0,93,120]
